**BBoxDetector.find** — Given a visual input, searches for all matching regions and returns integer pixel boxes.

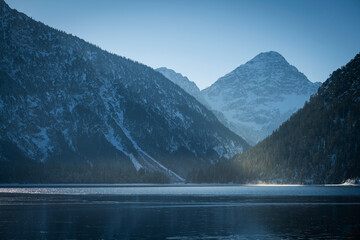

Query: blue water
[1,184,360,196]
[0,185,359,239]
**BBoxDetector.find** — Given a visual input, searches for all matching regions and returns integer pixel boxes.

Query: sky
[6,0,360,90]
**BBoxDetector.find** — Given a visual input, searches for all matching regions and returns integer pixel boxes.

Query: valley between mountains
[0,0,359,184]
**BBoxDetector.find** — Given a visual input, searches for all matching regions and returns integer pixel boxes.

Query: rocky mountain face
[0,0,249,183]
[188,53,360,184]
[202,51,321,145]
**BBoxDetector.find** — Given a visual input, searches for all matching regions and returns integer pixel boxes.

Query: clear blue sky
[6,0,360,89]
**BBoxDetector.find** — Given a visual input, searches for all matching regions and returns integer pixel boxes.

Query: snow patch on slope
[115,111,184,182]
[104,125,143,171]
[31,127,52,162]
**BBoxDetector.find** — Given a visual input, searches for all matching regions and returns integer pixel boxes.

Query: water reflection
[1,184,360,196]
[1,193,360,239]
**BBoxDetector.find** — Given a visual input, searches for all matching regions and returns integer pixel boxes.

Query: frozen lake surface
[0,184,359,239]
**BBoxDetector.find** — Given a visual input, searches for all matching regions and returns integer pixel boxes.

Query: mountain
[156,67,206,104]
[0,0,249,183]
[188,53,360,184]
[202,51,321,145]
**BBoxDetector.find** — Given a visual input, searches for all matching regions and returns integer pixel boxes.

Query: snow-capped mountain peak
[202,51,321,145]
[248,51,287,64]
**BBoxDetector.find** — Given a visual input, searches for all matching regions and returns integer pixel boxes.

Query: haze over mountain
[0,0,249,183]
[188,53,360,184]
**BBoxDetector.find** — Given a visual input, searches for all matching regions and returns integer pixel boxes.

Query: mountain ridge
[0,0,249,183]
[156,67,209,107]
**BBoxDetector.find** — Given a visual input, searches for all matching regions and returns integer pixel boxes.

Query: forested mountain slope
[0,0,248,183]
[188,53,360,184]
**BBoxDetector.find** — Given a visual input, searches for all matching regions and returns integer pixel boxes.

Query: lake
[0,184,359,239]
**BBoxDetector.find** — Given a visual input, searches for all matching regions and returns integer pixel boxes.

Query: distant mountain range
[0,0,248,183]
[158,51,321,145]
[156,67,207,106]
[188,53,360,184]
